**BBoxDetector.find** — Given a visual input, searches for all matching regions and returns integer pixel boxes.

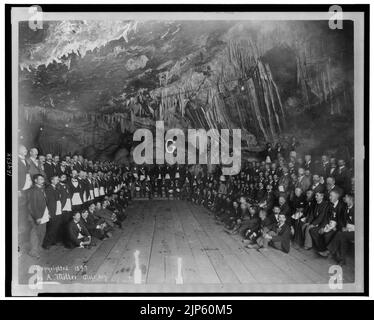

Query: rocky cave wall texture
[18,20,354,163]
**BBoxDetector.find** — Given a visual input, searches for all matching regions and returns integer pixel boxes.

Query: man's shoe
[318,250,330,257]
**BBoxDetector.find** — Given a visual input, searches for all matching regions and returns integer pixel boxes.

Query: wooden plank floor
[19,200,355,286]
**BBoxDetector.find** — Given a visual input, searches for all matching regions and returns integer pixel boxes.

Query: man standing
[44,153,54,181]
[52,155,60,177]
[27,174,49,259]
[43,175,63,249]
[335,159,351,195]
[58,173,72,244]
[18,145,32,254]
[27,148,41,177]
[18,145,32,192]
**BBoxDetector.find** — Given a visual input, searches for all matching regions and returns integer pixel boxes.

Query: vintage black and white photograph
[8,5,366,296]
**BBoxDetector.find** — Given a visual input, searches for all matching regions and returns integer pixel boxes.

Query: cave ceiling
[18,20,354,159]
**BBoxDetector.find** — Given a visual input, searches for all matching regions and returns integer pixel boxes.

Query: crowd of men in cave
[18,139,354,267]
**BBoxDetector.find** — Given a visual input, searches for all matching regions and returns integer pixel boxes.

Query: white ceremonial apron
[94,188,99,197]
[56,200,62,215]
[72,192,83,205]
[40,207,50,224]
[90,190,94,199]
[99,186,105,196]
[63,198,72,212]
[23,173,32,190]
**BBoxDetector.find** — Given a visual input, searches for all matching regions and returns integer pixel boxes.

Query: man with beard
[52,155,60,177]
[43,175,62,249]
[38,154,46,178]
[295,167,311,193]
[321,193,355,265]
[313,190,347,255]
[302,191,330,250]
[325,176,343,199]
[311,173,325,194]
[67,212,92,248]
[44,153,54,181]
[27,148,41,177]
[27,174,49,259]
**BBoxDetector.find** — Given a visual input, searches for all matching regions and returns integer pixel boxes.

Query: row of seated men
[178,158,355,266]
[18,145,132,259]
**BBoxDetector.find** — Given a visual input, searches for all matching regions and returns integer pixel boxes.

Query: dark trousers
[18,192,31,254]
[59,210,72,244]
[29,221,47,256]
[327,231,354,260]
[43,215,62,247]
[310,228,336,251]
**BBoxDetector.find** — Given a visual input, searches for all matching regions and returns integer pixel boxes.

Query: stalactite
[246,78,268,141]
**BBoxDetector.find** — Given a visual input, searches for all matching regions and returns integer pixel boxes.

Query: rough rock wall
[18,20,354,160]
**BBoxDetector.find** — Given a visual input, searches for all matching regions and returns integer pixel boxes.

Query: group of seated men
[18,140,355,266]
[114,142,354,266]
[18,145,130,259]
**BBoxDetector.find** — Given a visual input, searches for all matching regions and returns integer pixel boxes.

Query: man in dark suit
[43,175,62,249]
[304,154,314,173]
[312,190,346,254]
[315,155,330,178]
[268,212,292,253]
[295,168,311,193]
[325,176,343,199]
[18,145,31,192]
[27,174,49,258]
[52,155,60,177]
[27,148,41,178]
[58,173,72,244]
[311,173,325,194]
[303,191,330,250]
[67,212,91,248]
[44,153,54,181]
[323,193,355,264]
[18,145,32,254]
[335,159,351,195]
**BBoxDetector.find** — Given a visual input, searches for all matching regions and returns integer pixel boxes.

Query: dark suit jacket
[27,158,41,178]
[310,200,330,227]
[45,185,60,218]
[67,220,90,247]
[44,161,54,180]
[58,182,71,208]
[329,200,347,231]
[26,185,47,221]
[335,167,351,194]
[271,223,291,253]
